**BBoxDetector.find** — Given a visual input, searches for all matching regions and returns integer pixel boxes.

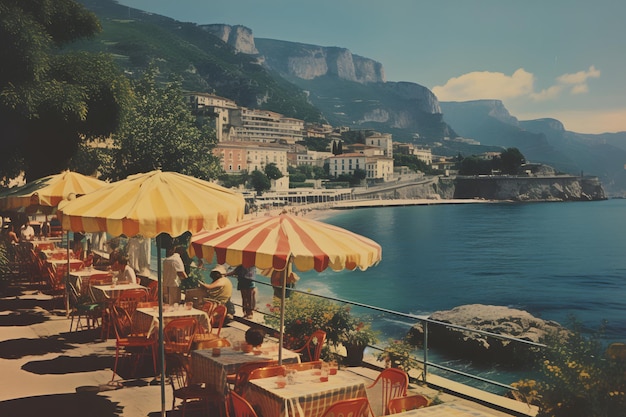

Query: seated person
[245,327,266,348]
[117,256,137,284]
[199,265,233,306]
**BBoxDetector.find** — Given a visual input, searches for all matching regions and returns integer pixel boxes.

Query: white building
[230,108,304,144]
[366,133,393,158]
[328,153,367,178]
[185,92,238,142]
[366,157,394,181]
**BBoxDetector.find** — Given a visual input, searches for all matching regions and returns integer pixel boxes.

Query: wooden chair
[110,305,157,382]
[387,394,430,413]
[146,280,158,301]
[164,317,199,357]
[68,282,101,331]
[227,360,278,394]
[367,368,409,415]
[167,353,224,417]
[320,397,372,417]
[292,329,326,362]
[284,360,323,372]
[228,391,259,417]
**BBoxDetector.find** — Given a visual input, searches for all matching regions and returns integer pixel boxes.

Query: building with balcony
[230,108,304,144]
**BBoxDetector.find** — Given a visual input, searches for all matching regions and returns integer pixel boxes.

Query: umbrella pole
[278,258,292,365]
[157,239,166,417]
[65,231,70,317]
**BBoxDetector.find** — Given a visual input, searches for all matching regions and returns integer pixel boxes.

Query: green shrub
[512,319,626,417]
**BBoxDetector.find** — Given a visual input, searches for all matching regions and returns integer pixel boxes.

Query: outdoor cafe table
[133,306,211,338]
[245,368,368,417]
[69,268,111,294]
[388,402,497,417]
[191,345,301,394]
[47,258,84,269]
[91,282,146,302]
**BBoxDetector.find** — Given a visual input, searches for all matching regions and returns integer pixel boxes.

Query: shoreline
[255,197,497,222]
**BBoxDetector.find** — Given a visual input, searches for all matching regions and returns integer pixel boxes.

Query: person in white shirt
[162,246,187,304]
[118,256,137,284]
[20,220,35,241]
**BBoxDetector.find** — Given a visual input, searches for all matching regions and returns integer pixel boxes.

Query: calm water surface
[301,199,626,340]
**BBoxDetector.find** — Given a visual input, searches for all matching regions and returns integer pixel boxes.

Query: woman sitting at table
[117,256,137,284]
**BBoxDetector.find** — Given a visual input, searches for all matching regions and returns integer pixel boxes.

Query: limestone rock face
[201,24,258,55]
[408,304,566,364]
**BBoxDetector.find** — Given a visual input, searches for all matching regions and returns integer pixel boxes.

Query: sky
[117,0,626,134]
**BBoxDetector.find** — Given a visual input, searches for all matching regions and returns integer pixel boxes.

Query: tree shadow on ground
[0,310,49,326]
[0,297,55,313]
[0,337,75,359]
[0,393,124,417]
[22,354,113,374]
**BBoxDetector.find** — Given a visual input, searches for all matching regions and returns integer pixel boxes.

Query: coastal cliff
[453,175,607,201]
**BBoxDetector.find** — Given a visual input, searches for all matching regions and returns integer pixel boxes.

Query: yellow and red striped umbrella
[190,211,381,272]
[57,170,245,238]
[0,171,106,211]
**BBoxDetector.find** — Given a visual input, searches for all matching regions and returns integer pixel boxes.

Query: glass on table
[275,374,286,389]
[319,363,329,382]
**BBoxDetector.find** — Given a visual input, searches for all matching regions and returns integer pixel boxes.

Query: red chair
[116,288,148,318]
[211,304,227,337]
[227,360,278,394]
[163,317,199,356]
[283,360,323,372]
[248,364,287,380]
[110,305,157,382]
[228,391,259,417]
[292,329,326,362]
[387,394,430,413]
[320,397,373,417]
[146,280,158,301]
[367,368,409,415]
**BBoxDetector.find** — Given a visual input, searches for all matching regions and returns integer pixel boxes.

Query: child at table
[245,327,266,349]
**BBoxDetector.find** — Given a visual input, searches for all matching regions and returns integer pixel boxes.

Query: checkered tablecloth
[245,369,367,417]
[191,346,300,394]
[391,401,501,417]
[134,307,210,337]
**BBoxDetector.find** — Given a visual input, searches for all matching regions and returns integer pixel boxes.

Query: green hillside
[73,0,323,122]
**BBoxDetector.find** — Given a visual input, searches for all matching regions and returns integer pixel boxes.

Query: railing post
[423,320,428,383]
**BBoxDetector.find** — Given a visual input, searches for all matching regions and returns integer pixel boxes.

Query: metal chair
[110,305,157,382]
[320,397,372,417]
[367,368,409,415]
[248,364,287,380]
[227,360,278,394]
[116,288,148,318]
[211,304,227,337]
[292,329,326,362]
[68,282,101,331]
[164,317,199,357]
[387,394,430,413]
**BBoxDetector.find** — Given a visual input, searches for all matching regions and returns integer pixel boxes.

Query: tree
[0,0,131,183]
[498,147,526,175]
[264,163,283,180]
[250,170,271,195]
[105,66,222,181]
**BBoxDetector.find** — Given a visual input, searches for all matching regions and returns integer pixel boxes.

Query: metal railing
[237,279,546,395]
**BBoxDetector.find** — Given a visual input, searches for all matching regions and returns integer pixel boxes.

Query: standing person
[228,265,257,319]
[162,246,187,304]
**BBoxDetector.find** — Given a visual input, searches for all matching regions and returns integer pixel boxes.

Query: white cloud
[431,68,534,101]
[433,65,600,102]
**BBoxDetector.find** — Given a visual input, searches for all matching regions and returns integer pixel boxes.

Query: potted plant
[340,321,379,366]
[377,338,421,373]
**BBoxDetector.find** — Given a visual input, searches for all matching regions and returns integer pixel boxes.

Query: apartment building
[296,150,333,168]
[230,108,304,144]
[327,153,367,178]
[214,141,288,175]
[366,156,394,181]
[186,92,238,142]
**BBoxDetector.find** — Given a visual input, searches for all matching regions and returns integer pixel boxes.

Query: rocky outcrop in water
[408,304,566,364]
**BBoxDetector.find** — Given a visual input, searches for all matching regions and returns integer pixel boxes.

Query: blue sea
[300,199,626,339]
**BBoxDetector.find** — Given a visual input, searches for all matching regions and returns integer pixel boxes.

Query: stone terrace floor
[0,279,533,417]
